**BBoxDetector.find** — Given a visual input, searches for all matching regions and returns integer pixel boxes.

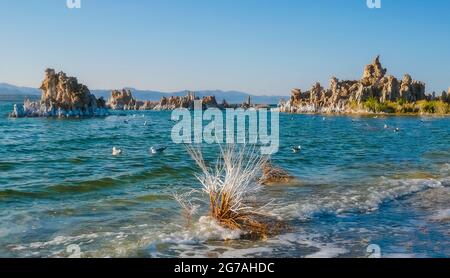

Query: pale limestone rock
[108,89,137,110]
[278,56,428,114]
[361,55,386,86]
[11,69,108,118]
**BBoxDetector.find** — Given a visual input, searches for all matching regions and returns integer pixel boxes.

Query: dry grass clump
[173,190,199,227]
[176,144,286,238]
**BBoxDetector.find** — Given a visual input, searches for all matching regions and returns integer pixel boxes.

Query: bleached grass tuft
[175,144,285,237]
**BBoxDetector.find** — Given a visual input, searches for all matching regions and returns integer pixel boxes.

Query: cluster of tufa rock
[279,56,434,113]
[107,90,228,111]
[108,89,139,110]
[10,69,108,118]
[440,87,450,103]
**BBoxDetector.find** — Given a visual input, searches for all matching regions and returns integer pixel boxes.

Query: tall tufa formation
[279,56,427,113]
[440,87,450,103]
[360,55,386,86]
[10,69,108,118]
[108,89,137,110]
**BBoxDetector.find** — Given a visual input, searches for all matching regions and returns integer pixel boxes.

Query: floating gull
[394,128,400,132]
[292,145,302,153]
[112,147,123,156]
[150,145,167,154]
[384,124,388,129]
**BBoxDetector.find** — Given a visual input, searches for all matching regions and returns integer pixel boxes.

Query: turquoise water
[0,101,449,258]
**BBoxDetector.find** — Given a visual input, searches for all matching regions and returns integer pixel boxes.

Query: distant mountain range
[0,83,286,104]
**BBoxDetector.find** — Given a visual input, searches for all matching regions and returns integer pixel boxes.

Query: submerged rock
[10,69,108,118]
[279,56,429,114]
[260,161,296,185]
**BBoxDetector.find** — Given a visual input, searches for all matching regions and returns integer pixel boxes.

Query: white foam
[274,233,348,258]
[440,163,450,174]
[152,216,242,247]
[276,178,445,220]
[220,247,274,258]
[9,231,122,251]
[430,209,450,222]
[383,253,415,258]
[305,247,349,258]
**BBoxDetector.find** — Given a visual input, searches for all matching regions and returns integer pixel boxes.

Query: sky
[0,0,449,96]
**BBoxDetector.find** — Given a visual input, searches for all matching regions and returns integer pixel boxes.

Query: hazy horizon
[1,0,450,96]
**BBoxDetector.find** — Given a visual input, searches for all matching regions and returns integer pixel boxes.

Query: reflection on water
[0,101,449,258]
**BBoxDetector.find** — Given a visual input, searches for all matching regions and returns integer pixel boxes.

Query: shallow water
[0,101,449,258]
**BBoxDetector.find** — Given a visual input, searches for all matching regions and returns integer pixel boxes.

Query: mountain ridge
[0,83,285,104]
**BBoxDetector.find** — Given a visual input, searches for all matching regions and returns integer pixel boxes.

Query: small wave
[148,216,349,258]
[150,227,348,258]
[276,178,445,220]
[222,233,348,258]
[0,189,49,200]
[47,177,121,193]
[10,233,101,252]
[154,216,242,245]
[0,162,17,171]
[430,209,450,222]
[135,194,172,202]
[440,163,450,175]
[9,231,128,258]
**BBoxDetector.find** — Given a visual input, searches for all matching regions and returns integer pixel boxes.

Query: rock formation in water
[10,69,108,118]
[153,91,197,110]
[107,90,227,111]
[279,56,430,113]
[260,161,295,185]
[108,89,138,110]
[440,88,450,103]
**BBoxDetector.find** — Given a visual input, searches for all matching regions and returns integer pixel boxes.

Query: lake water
[0,101,449,258]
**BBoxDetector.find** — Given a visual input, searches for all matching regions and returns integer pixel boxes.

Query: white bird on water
[384,124,388,129]
[112,147,123,156]
[150,145,167,154]
[292,145,302,153]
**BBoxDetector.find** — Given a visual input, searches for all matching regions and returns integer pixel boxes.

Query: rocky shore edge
[279,56,450,115]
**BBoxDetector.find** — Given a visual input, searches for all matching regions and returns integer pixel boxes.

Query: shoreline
[281,111,450,117]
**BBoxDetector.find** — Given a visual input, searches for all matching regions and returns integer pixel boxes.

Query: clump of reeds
[176,144,285,238]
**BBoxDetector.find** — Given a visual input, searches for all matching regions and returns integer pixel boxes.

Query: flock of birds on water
[112,145,167,156]
[111,114,404,156]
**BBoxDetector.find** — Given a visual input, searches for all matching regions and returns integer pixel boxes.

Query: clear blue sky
[0,0,449,95]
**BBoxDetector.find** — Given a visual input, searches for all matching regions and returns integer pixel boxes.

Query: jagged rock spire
[361,55,387,86]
